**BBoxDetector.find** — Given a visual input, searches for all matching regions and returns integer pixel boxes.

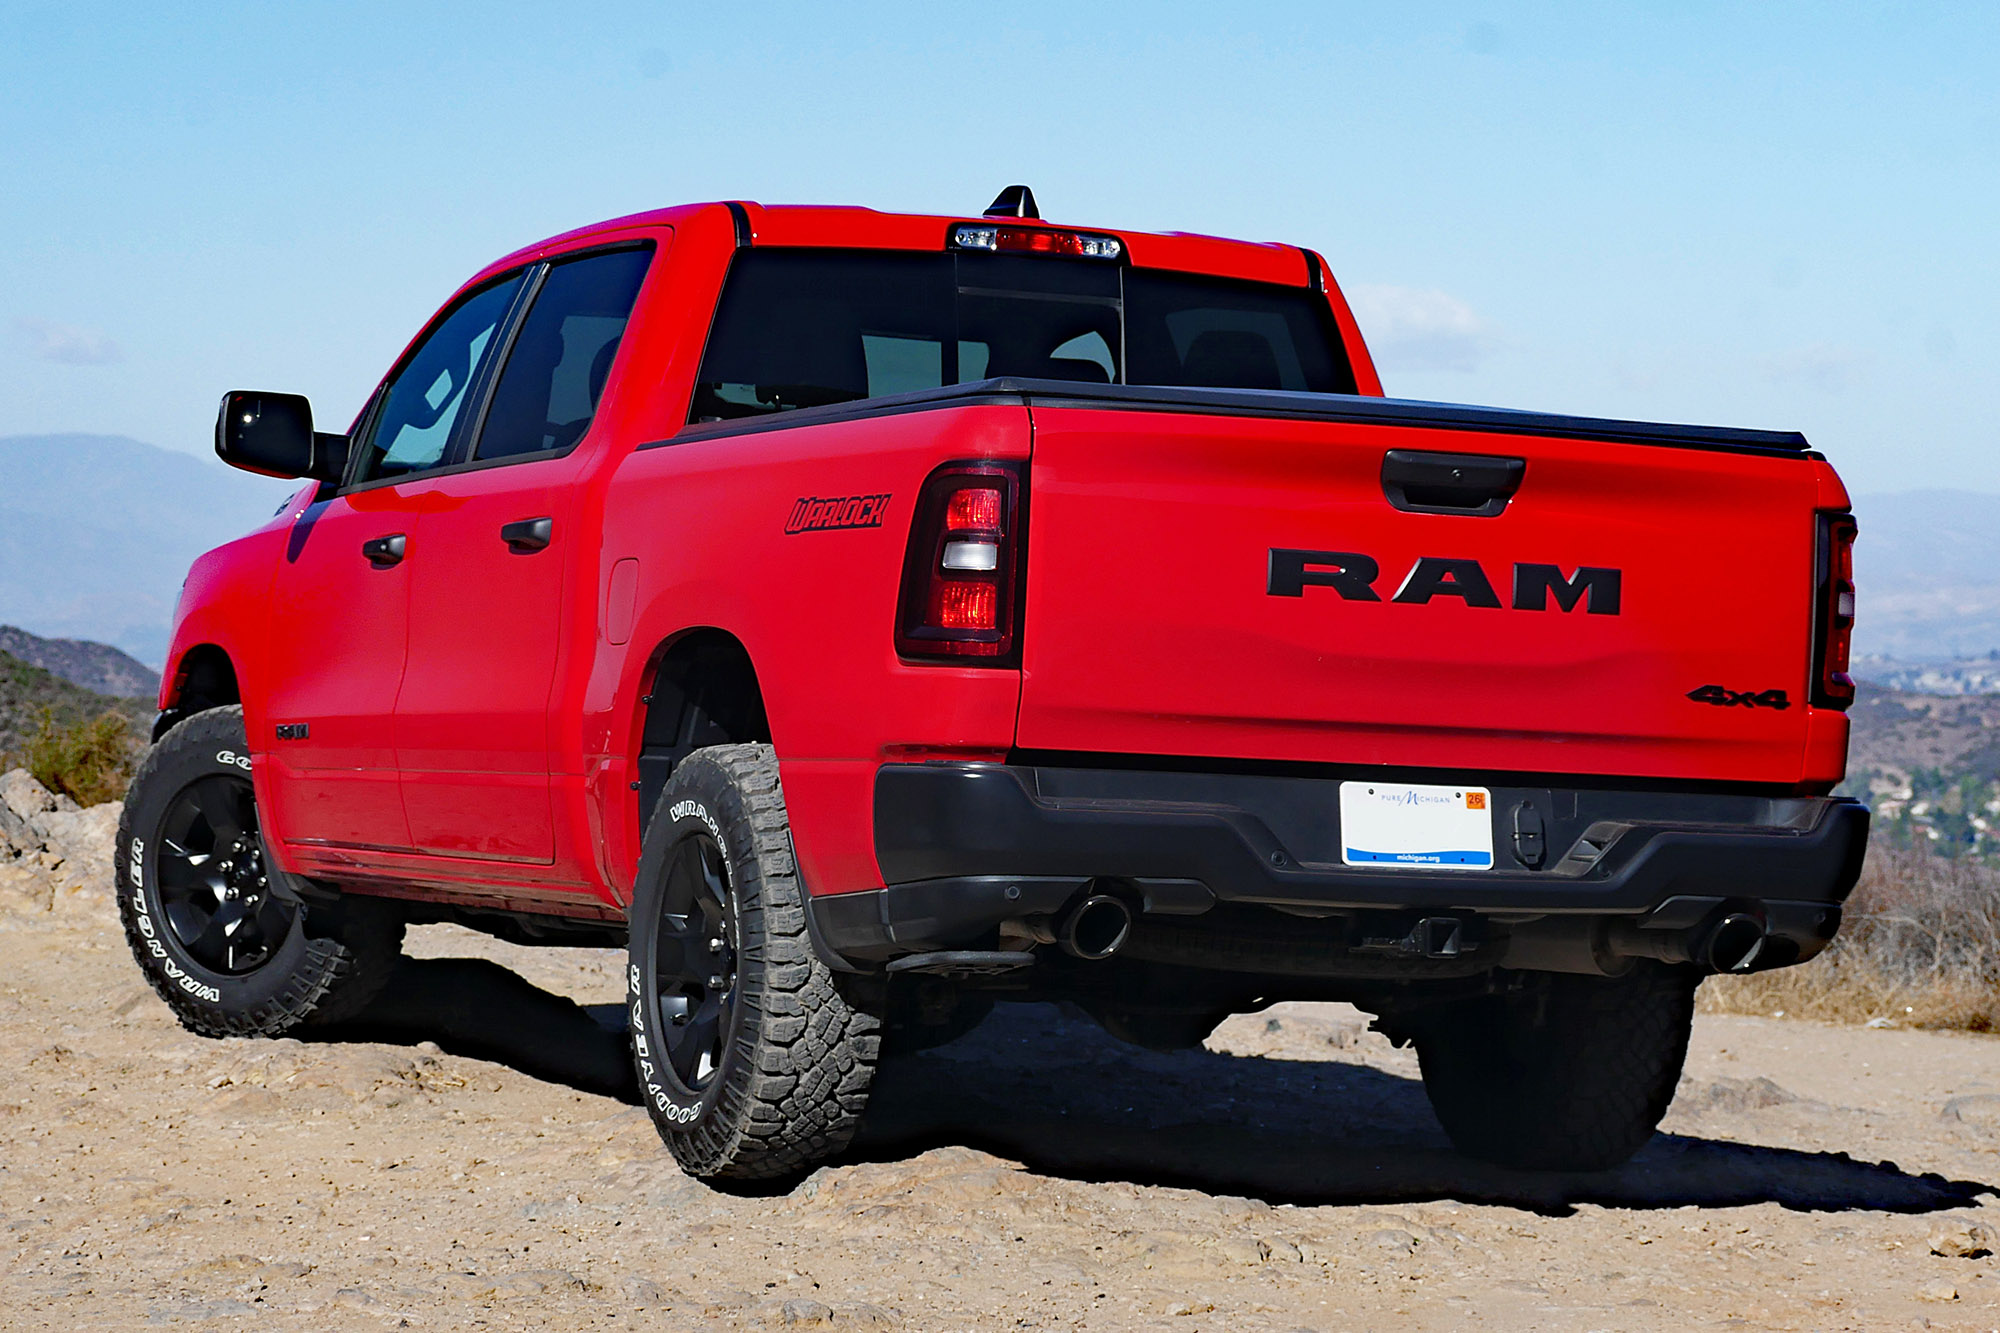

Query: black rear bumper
[809,762,1868,970]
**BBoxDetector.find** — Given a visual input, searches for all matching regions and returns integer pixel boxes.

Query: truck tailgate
[1016,400,1824,785]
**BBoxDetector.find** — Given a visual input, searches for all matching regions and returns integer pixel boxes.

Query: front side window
[474,246,653,460]
[689,248,1354,422]
[354,275,524,483]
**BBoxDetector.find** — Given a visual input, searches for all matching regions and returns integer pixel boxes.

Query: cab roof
[491,199,1319,290]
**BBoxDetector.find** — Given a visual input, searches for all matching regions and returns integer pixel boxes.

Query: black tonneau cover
[661,377,1813,458]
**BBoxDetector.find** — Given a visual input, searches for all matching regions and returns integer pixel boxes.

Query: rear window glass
[690,249,1354,422]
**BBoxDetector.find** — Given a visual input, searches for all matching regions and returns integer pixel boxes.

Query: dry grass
[1702,840,2000,1031]
[18,707,136,808]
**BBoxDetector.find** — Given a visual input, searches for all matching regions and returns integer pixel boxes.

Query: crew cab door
[393,243,655,862]
[263,271,528,856]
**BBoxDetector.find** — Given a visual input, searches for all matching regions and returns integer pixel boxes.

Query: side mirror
[214,391,349,483]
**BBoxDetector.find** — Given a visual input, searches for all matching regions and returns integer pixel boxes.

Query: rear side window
[475,245,653,460]
[690,249,1353,422]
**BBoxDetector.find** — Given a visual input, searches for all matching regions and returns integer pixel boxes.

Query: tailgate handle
[1381,450,1525,517]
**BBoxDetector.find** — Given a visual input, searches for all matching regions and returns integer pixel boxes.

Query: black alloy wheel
[647,832,740,1093]
[116,705,405,1037]
[626,743,880,1180]
[154,774,299,975]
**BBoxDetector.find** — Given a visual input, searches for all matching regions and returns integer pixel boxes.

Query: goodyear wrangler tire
[116,706,403,1037]
[1414,961,1698,1172]
[627,743,880,1181]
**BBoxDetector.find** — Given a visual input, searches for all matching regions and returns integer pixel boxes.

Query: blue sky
[2,2,1994,496]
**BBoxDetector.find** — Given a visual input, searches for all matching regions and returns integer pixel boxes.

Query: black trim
[845,763,1867,959]
[640,377,1812,457]
[726,201,753,248]
[1300,247,1325,292]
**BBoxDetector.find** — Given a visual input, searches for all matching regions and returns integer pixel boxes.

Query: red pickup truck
[120,189,1866,1181]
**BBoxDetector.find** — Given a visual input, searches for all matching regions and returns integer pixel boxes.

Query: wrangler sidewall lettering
[1269,548,1622,615]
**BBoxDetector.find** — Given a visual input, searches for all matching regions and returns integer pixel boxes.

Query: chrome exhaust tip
[1060,894,1134,961]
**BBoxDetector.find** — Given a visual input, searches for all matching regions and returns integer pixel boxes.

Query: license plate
[1339,781,1494,870]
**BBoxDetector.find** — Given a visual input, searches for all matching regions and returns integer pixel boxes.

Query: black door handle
[1381,449,1525,517]
[361,533,407,567]
[501,517,554,553]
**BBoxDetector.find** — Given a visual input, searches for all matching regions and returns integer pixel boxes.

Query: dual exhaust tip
[1030,894,1771,975]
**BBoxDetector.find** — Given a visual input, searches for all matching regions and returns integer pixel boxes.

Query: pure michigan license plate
[1339,781,1494,870]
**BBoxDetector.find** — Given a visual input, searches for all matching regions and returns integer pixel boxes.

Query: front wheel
[1413,962,1698,1172]
[627,744,880,1181]
[116,706,403,1037]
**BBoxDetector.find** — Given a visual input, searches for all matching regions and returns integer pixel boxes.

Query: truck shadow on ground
[314,955,1996,1217]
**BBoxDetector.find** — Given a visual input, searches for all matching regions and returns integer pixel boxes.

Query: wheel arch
[633,628,771,841]
[154,643,242,741]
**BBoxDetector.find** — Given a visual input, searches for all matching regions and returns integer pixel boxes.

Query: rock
[777,1299,834,1326]
[1682,1076,1798,1113]
[493,1268,587,1296]
[1939,1094,2000,1135]
[1215,1237,1271,1265]
[1917,1279,1959,1302]
[1927,1219,1995,1258]
[1368,1229,1420,1255]
[619,1277,666,1305]
[0,769,73,821]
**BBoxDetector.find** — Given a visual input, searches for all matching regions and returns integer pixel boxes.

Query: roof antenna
[983,185,1040,220]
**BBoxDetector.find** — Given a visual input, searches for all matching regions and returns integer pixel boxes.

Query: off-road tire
[627,744,880,1181]
[1413,962,1698,1171]
[116,706,404,1037]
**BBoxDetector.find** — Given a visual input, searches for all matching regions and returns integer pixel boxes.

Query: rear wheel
[1413,962,1697,1171]
[627,744,880,1181]
[116,706,403,1037]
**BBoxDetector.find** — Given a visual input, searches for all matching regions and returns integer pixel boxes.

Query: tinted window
[356,275,522,482]
[1125,270,1355,394]
[475,246,653,460]
[690,249,1353,421]
[693,252,950,419]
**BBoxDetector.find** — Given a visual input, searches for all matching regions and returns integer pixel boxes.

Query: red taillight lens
[1812,512,1857,708]
[945,485,1003,532]
[932,580,997,631]
[896,463,1025,662]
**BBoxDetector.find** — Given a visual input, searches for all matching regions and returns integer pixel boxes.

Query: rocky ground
[5,772,2000,1330]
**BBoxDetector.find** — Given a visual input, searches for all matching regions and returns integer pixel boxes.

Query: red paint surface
[159,200,1855,919]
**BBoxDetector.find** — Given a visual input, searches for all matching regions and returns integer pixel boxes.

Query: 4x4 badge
[1686,685,1790,711]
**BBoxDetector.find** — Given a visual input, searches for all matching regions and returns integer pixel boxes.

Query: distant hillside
[0,434,295,667]
[0,625,158,699]
[1850,490,2000,661]
[0,652,149,760]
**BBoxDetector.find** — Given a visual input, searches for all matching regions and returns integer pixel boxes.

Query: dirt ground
[6,787,2000,1329]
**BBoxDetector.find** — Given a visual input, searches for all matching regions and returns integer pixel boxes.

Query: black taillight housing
[1811,511,1858,708]
[895,461,1025,663]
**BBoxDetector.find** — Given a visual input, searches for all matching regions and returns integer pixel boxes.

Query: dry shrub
[1702,840,2000,1030]
[20,707,135,808]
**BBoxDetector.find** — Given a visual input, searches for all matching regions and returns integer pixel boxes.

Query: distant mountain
[0,625,159,699]
[1850,490,2000,662]
[0,652,149,760]
[0,434,296,667]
